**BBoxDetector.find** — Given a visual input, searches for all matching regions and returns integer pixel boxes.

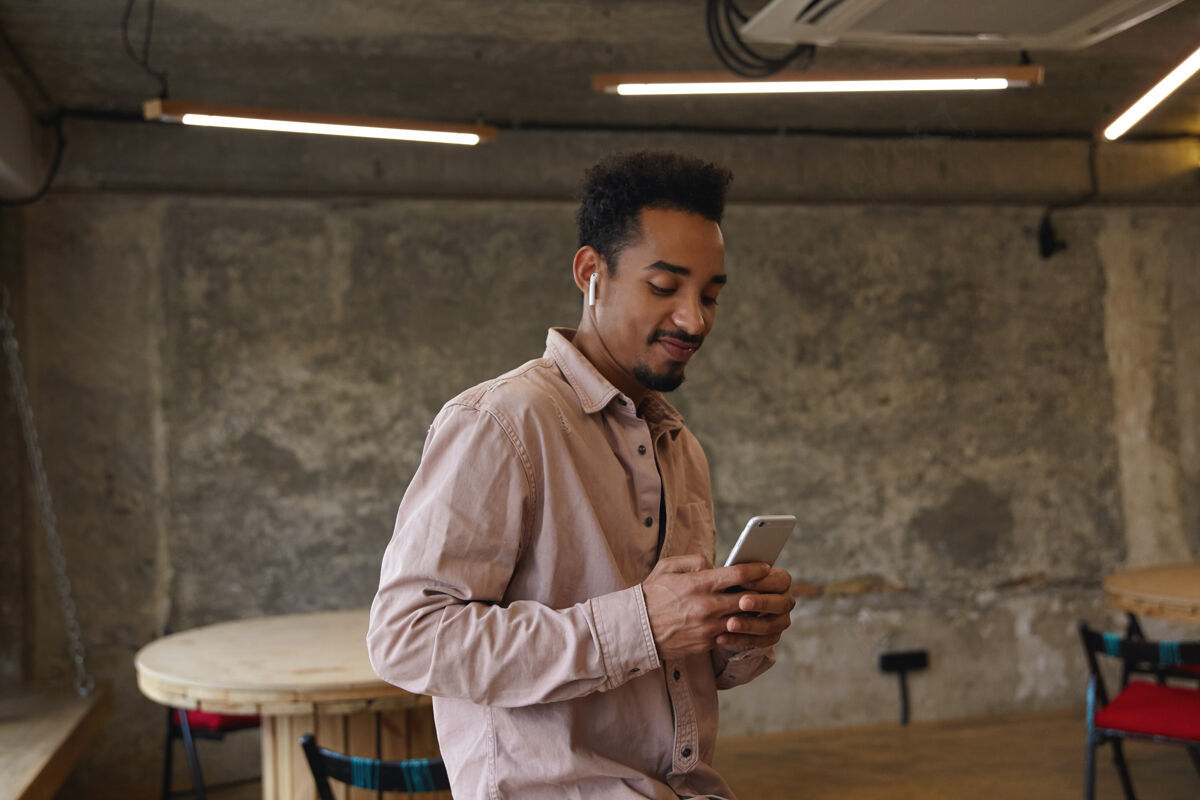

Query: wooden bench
[0,684,111,800]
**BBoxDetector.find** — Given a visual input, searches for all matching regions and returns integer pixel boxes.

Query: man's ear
[572,246,605,296]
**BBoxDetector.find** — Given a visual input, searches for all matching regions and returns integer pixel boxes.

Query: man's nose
[671,295,706,335]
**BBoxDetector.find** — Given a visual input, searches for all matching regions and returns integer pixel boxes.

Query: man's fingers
[737,591,796,616]
[709,562,771,591]
[725,611,790,637]
[741,567,793,594]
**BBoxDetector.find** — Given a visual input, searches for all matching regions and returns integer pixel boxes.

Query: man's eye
[701,296,719,307]
[648,284,674,296]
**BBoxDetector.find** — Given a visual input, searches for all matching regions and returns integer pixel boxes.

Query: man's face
[596,208,726,392]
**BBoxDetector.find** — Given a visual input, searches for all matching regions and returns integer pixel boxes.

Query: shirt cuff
[589,584,662,690]
[713,641,773,672]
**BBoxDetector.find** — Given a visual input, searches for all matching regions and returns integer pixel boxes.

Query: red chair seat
[1095,680,1200,742]
[172,708,261,732]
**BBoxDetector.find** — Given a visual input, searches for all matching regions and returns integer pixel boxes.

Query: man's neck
[571,321,648,406]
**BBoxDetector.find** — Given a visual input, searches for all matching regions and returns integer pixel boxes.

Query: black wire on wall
[706,0,815,77]
[0,22,65,207]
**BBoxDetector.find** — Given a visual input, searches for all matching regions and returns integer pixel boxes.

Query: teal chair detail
[299,733,451,797]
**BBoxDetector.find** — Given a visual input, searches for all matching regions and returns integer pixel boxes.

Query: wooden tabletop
[135,609,423,715]
[1104,563,1200,623]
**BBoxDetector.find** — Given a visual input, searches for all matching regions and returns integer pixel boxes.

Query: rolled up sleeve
[367,403,660,708]
[711,643,776,690]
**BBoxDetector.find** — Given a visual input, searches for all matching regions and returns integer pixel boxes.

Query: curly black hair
[576,151,733,274]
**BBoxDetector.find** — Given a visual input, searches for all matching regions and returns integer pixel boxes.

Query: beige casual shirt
[368,328,774,799]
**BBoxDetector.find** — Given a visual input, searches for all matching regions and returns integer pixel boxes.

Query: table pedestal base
[260,704,449,800]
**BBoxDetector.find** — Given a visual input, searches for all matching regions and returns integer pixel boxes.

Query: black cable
[728,4,804,74]
[121,0,168,98]
[708,1,781,76]
[1038,140,1099,259]
[706,0,814,78]
[0,116,66,208]
[141,0,155,65]
[719,2,769,73]
[0,21,66,206]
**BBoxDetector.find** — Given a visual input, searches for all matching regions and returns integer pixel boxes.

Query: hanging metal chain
[1,284,94,696]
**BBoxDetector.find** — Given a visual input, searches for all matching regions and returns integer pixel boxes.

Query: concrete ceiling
[1,0,1199,139]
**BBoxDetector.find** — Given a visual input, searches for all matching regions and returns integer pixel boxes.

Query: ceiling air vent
[739,0,1186,50]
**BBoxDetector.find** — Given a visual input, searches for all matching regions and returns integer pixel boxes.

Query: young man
[368,151,794,799]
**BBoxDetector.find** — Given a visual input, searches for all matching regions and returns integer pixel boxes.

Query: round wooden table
[1104,563,1200,623]
[135,609,446,800]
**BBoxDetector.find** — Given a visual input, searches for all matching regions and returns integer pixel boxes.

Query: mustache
[648,329,704,347]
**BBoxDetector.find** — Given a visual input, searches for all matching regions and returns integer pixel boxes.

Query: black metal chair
[299,733,451,798]
[161,707,260,800]
[1121,612,1200,686]
[1078,622,1200,800]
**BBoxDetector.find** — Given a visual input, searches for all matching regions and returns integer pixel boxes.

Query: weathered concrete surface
[1174,246,1200,559]
[1099,210,1200,565]
[690,206,1124,596]
[161,198,579,627]
[51,119,1200,205]
[720,588,1124,734]
[16,199,171,792]
[0,73,45,199]
[5,192,1197,796]
[0,212,26,691]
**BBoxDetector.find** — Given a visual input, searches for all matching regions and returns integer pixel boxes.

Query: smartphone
[723,515,796,567]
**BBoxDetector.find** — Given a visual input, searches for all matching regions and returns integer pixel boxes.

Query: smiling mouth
[657,338,700,363]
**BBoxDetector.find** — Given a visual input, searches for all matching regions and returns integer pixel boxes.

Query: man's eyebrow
[643,260,727,285]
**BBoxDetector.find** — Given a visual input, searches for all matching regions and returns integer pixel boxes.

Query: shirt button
[630,667,640,674]
[616,398,627,406]
[644,516,653,527]
[673,669,681,680]
[637,445,647,455]
[681,747,692,758]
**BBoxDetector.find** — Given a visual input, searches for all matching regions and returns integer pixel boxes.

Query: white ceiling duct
[738,0,1187,50]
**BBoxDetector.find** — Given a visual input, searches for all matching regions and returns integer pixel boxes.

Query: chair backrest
[299,734,451,799]
[1077,621,1200,707]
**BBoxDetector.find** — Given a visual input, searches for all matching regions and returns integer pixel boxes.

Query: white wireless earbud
[588,273,598,307]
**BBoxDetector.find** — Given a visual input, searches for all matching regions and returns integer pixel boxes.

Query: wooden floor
[714,709,1199,800]
[208,709,1199,799]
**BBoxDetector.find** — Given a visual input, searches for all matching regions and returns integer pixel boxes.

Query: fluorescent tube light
[613,78,1009,95]
[594,66,1043,96]
[1102,45,1200,141]
[144,100,496,145]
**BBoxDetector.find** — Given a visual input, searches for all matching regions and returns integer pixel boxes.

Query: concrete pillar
[1100,210,1199,566]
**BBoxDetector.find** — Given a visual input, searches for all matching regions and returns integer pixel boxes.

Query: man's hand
[642,555,792,661]
[716,566,795,651]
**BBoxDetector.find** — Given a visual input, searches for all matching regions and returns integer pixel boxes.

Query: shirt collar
[544,328,684,432]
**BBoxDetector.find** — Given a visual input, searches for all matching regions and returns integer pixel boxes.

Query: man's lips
[657,337,700,362]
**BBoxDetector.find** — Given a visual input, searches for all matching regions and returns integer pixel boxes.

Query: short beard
[634,328,703,392]
[633,363,685,392]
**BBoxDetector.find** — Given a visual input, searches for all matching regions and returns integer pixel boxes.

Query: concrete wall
[3,121,1198,797]
[1,211,27,692]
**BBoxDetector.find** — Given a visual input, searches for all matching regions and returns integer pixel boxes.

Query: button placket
[624,416,659,551]
[666,659,700,773]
